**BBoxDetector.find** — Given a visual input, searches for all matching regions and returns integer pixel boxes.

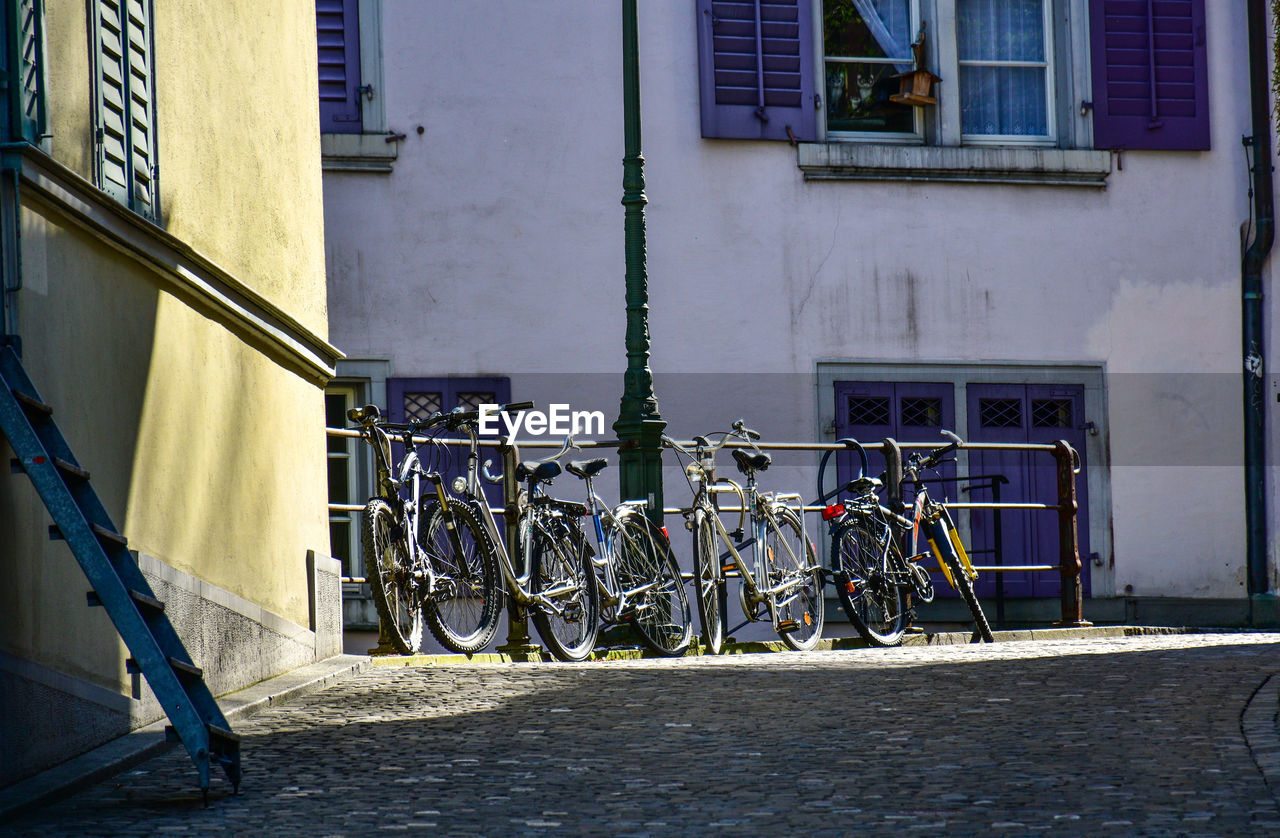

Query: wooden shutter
[317,0,362,133]
[93,0,158,217]
[124,0,156,217]
[696,0,817,141]
[12,0,46,143]
[1089,0,1209,150]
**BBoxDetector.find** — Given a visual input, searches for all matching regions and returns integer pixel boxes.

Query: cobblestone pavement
[6,632,1280,836]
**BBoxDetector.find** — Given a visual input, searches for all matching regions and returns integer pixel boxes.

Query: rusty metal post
[1052,440,1090,627]
[494,436,541,660]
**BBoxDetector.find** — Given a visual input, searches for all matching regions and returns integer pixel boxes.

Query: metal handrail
[325,427,1088,626]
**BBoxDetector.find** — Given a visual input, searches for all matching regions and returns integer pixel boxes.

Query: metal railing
[326,428,1088,629]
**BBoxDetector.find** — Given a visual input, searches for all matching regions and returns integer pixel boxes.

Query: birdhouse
[889,24,940,107]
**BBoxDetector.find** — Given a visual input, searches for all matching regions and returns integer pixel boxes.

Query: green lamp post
[612,0,666,522]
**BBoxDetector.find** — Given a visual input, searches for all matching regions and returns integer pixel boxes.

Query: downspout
[1243,0,1274,597]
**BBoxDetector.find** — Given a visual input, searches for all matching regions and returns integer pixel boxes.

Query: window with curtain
[822,0,918,136]
[957,0,1053,140]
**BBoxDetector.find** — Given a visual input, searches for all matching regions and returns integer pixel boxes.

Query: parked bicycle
[819,430,993,644]
[664,421,824,654]
[432,406,602,661]
[817,438,933,647]
[563,446,692,656]
[347,404,504,655]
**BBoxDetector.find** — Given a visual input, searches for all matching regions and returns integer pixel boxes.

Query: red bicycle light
[660,526,669,540]
[821,504,845,521]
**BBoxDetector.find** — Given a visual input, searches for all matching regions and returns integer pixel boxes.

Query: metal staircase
[0,344,240,798]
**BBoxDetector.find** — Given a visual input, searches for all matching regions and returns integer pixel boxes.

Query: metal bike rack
[326,427,1090,633]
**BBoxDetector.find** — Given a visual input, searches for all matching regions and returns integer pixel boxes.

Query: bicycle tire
[362,497,423,655]
[766,505,824,651]
[692,508,725,655]
[833,518,906,647]
[419,499,504,654]
[934,521,995,643]
[530,515,600,662]
[613,513,692,657]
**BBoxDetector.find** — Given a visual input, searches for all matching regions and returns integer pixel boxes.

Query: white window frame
[819,0,925,144]
[814,0,1089,150]
[955,0,1056,146]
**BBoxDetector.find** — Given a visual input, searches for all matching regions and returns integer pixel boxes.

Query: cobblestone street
[6,632,1280,836]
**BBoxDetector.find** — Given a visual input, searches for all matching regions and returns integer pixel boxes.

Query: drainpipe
[1243,0,1274,597]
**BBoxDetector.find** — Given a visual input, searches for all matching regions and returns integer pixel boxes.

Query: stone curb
[368,625,1199,666]
[0,654,370,824]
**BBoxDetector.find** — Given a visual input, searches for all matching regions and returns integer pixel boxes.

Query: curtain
[957,0,1048,135]
[851,0,912,72]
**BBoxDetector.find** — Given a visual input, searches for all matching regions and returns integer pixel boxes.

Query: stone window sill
[797,143,1113,187]
[321,133,399,173]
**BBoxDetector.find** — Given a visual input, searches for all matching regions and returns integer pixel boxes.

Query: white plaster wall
[323,1,1270,599]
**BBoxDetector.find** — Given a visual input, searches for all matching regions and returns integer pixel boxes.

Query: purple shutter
[697,0,817,141]
[1089,0,1209,150]
[317,0,362,133]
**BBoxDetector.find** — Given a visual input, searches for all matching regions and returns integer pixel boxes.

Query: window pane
[957,0,1045,63]
[325,393,349,453]
[328,457,350,504]
[826,61,915,134]
[960,66,1047,135]
[824,0,912,61]
[329,521,351,576]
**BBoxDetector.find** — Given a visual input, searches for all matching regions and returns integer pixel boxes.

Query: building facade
[0,0,341,785]
[320,1,1278,636]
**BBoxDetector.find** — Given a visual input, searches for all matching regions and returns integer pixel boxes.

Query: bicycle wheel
[530,516,600,662]
[692,508,725,655]
[362,498,423,655]
[419,500,504,654]
[613,513,692,657]
[764,505,824,651]
[832,518,906,647]
[933,519,995,643]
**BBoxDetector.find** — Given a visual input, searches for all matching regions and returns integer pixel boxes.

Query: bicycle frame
[435,423,581,619]
[695,470,813,622]
[581,486,661,612]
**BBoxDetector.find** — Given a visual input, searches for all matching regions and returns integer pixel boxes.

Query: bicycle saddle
[515,460,562,484]
[566,458,608,479]
[732,449,771,474]
[849,476,882,494]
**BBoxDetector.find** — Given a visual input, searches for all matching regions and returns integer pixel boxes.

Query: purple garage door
[833,381,961,597]
[966,384,1091,599]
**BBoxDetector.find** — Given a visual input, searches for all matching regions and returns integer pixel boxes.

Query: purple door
[967,384,1091,598]
[833,381,958,596]
[387,377,511,509]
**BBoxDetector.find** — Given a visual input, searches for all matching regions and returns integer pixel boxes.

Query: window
[325,386,363,579]
[699,0,1209,168]
[822,0,919,139]
[956,0,1054,142]
[91,0,158,219]
[316,0,396,172]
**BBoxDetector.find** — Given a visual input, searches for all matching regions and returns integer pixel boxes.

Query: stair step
[91,524,127,547]
[54,457,90,481]
[93,588,166,613]
[13,390,52,416]
[207,722,241,747]
[168,657,204,679]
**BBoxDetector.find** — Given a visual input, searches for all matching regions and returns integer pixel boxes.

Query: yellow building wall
[0,1,333,694]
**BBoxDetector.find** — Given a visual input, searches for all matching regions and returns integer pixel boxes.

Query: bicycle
[664,421,824,654]
[563,448,692,656]
[431,406,601,662]
[347,404,504,655]
[816,438,934,647]
[898,430,994,642]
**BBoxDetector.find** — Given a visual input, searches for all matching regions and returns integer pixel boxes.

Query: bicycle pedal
[776,619,799,634]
